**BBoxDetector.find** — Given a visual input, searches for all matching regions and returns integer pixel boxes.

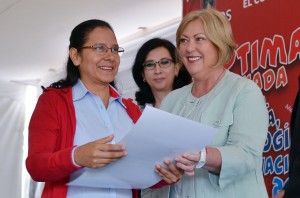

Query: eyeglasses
[78,43,124,55]
[143,58,173,70]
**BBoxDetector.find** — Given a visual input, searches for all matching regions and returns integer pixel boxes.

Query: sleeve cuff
[196,147,207,169]
[72,146,82,168]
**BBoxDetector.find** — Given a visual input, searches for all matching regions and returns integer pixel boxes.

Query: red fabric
[26,87,142,198]
[149,180,169,189]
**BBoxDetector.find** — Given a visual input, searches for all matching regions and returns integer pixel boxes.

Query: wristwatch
[196,147,207,169]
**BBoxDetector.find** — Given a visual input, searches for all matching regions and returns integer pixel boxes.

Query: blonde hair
[176,8,238,67]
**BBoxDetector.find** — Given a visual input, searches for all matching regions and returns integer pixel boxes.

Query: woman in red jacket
[26,19,182,198]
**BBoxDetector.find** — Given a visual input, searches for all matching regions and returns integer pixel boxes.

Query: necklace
[180,68,226,119]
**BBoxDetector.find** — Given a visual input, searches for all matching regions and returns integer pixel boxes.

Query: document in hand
[68,106,217,189]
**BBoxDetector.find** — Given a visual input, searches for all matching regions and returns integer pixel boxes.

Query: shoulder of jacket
[169,83,191,97]
[39,87,72,102]
[43,87,71,95]
[227,71,260,90]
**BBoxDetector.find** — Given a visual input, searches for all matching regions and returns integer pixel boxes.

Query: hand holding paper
[174,152,201,176]
[68,106,217,189]
[155,159,183,184]
[74,134,127,169]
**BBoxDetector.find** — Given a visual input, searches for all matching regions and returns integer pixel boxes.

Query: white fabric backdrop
[0,81,26,198]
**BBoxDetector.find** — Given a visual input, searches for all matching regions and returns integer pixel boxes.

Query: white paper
[68,106,217,189]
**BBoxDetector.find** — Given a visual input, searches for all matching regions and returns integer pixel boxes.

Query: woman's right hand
[175,152,201,176]
[74,134,127,168]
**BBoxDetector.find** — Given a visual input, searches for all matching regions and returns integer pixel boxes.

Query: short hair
[132,38,191,108]
[176,8,238,67]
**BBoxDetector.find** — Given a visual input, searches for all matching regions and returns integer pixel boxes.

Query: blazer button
[214,120,220,126]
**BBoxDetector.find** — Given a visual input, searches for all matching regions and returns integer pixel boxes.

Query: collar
[72,80,126,108]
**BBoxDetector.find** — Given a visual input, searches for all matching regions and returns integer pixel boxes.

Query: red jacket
[26,87,143,198]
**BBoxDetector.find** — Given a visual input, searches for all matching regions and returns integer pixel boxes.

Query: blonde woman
[144,8,269,198]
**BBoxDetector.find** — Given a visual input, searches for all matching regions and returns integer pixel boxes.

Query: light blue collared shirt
[67,80,134,198]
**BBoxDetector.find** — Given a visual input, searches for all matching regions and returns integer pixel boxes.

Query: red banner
[183,0,300,197]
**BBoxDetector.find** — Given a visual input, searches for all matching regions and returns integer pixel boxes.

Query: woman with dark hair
[132,38,191,109]
[26,19,182,198]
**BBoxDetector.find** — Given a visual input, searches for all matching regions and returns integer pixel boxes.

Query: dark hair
[131,38,191,108]
[50,19,116,89]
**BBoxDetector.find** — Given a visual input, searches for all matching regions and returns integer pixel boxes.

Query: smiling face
[143,47,179,94]
[70,27,120,88]
[178,19,219,79]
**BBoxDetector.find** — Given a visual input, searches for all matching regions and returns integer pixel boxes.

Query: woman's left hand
[155,159,183,184]
[175,152,201,176]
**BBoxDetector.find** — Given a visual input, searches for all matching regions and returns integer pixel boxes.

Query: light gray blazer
[142,70,269,198]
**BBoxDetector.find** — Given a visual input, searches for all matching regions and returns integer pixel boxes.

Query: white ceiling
[0,0,182,86]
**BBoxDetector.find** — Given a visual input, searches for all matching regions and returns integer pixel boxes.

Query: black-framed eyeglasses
[77,43,124,55]
[143,58,173,70]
